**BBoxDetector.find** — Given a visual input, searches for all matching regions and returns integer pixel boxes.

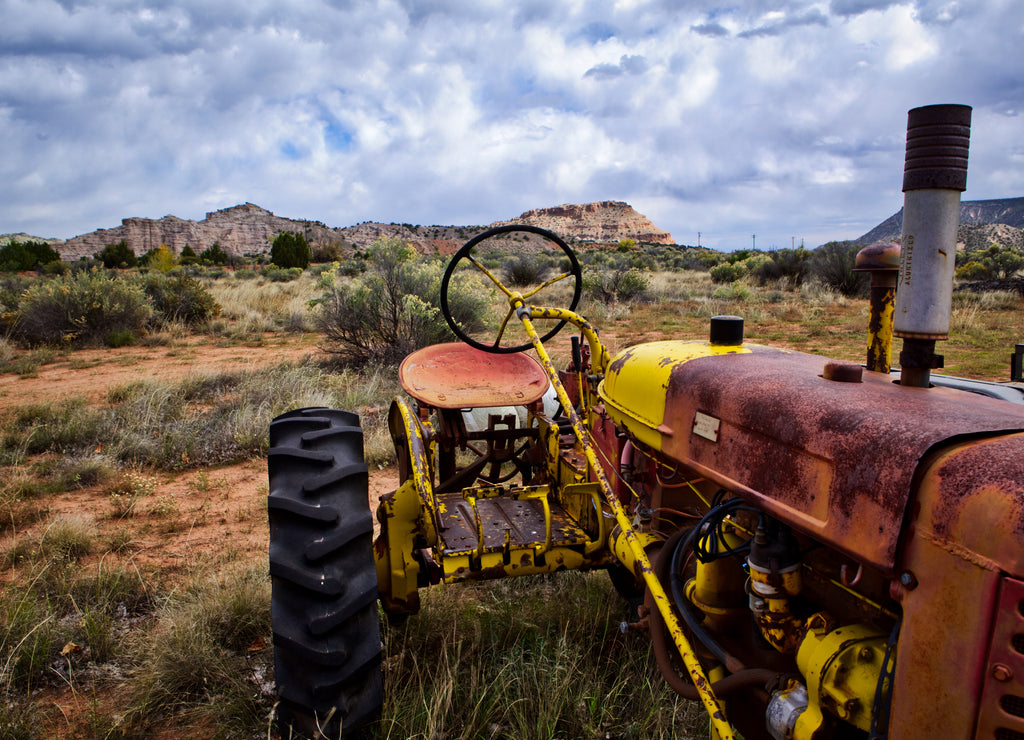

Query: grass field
[1,262,1022,739]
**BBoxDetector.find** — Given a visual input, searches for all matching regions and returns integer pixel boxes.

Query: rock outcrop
[58,203,344,260]
[53,200,674,261]
[494,201,674,245]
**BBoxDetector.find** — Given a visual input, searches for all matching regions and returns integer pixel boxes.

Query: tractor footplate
[435,490,587,557]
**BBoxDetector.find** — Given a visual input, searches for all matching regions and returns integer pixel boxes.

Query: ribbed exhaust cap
[903,104,972,192]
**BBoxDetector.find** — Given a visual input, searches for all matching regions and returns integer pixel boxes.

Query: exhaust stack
[894,104,972,388]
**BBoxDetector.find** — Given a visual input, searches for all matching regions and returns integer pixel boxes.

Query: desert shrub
[270,231,311,269]
[105,329,137,347]
[955,260,991,281]
[315,237,489,367]
[0,240,61,272]
[40,260,69,276]
[178,245,199,266]
[809,241,867,297]
[94,240,137,269]
[584,266,650,303]
[8,270,151,347]
[0,274,30,317]
[673,249,721,271]
[139,244,177,272]
[956,244,1024,280]
[142,273,220,326]
[504,254,552,286]
[710,262,745,283]
[311,241,343,263]
[198,242,229,266]
[713,281,753,302]
[751,248,809,286]
[263,266,303,282]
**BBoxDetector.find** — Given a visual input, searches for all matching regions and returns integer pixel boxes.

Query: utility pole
[698,231,701,248]
[792,236,795,249]
[752,234,756,250]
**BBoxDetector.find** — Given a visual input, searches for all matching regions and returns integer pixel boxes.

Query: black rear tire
[268,407,382,738]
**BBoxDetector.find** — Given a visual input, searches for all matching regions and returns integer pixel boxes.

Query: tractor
[267,104,1024,739]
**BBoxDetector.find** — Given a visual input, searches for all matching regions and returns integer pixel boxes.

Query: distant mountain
[57,203,343,261]
[857,197,1024,245]
[52,201,672,261]
[494,201,673,245]
[1,233,63,246]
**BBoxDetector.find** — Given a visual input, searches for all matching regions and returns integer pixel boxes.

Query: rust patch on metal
[399,342,548,409]
[651,347,1024,571]
[918,433,1024,573]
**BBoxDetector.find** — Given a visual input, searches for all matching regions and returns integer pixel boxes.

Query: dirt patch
[0,333,320,408]
[1,332,398,578]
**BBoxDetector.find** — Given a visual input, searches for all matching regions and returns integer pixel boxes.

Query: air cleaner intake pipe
[894,104,971,388]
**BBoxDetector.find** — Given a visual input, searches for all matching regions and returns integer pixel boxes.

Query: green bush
[503,254,552,287]
[263,266,303,282]
[0,240,62,272]
[809,241,867,297]
[142,273,220,326]
[94,240,137,269]
[955,244,1024,280]
[8,271,151,347]
[311,242,344,263]
[139,245,177,272]
[955,260,991,281]
[178,245,199,266]
[709,262,745,283]
[751,248,809,286]
[270,231,311,269]
[584,266,650,303]
[315,238,489,366]
[198,243,230,266]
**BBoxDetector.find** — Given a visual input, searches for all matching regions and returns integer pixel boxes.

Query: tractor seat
[399,342,549,410]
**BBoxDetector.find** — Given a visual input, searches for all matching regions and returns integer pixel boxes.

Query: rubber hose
[668,525,739,670]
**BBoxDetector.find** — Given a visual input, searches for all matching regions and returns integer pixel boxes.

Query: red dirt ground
[1,334,399,569]
[1,334,400,737]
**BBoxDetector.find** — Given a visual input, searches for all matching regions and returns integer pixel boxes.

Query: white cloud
[0,0,1021,249]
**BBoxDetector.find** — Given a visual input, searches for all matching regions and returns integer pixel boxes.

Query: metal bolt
[899,571,918,589]
[993,664,1014,682]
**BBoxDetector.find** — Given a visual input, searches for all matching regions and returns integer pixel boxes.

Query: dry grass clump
[379,571,703,739]
[1,362,400,472]
[206,271,319,335]
[125,564,273,734]
[0,550,272,738]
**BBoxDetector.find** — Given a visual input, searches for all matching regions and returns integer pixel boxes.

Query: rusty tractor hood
[599,341,1024,573]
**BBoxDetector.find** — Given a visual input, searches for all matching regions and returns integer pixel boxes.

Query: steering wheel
[440,224,582,353]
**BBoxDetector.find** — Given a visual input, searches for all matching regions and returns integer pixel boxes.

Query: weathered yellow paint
[374,397,437,611]
[598,341,752,451]
[687,526,747,630]
[866,292,895,373]
[795,615,887,737]
[442,545,591,583]
[516,304,735,740]
[611,525,662,581]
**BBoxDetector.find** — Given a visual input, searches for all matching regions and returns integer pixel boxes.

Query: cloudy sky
[2,0,1021,250]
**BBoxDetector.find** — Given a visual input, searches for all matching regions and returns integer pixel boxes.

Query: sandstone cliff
[494,201,674,245]
[53,200,673,261]
[59,203,344,261]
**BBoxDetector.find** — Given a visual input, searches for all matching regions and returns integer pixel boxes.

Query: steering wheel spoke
[440,225,582,354]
